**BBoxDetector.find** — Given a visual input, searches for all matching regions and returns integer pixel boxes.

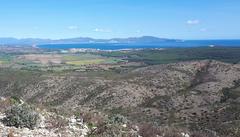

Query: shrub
[9,96,22,104]
[107,114,128,125]
[2,104,39,129]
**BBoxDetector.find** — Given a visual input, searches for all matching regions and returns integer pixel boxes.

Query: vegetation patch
[2,104,39,129]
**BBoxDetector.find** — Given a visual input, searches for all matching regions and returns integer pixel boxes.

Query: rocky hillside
[1,60,240,136]
[0,97,196,137]
[0,97,90,137]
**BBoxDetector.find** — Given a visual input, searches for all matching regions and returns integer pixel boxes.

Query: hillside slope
[1,60,240,135]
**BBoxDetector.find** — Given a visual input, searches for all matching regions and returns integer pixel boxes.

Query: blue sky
[0,0,239,39]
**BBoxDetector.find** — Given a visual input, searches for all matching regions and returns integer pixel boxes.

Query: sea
[38,40,240,50]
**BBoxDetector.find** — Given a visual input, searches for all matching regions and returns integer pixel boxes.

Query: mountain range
[0,36,179,46]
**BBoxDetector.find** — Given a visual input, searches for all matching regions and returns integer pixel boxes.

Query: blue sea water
[38,40,240,50]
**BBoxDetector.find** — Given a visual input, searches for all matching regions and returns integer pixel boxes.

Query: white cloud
[186,19,200,25]
[68,26,79,30]
[94,28,112,32]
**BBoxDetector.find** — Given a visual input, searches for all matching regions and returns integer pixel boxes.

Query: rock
[0,113,6,119]
[37,114,46,128]
[181,132,190,137]
[69,115,77,124]
[0,97,6,101]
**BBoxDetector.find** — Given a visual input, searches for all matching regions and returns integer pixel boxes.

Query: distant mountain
[110,36,178,44]
[0,36,179,46]
[0,38,52,45]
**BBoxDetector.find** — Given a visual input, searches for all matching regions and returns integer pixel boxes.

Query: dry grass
[19,54,62,64]
[0,97,13,113]
[138,123,162,137]
[46,115,68,130]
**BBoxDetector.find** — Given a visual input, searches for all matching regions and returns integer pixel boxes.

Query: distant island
[0,36,179,46]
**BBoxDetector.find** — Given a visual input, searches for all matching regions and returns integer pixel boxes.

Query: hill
[0,36,177,46]
[1,60,240,136]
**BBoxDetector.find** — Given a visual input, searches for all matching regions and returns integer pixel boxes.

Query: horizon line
[0,36,240,41]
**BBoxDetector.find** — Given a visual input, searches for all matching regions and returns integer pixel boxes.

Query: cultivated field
[19,54,63,64]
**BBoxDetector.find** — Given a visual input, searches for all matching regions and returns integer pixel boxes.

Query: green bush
[2,104,39,129]
[107,114,128,125]
[9,96,22,104]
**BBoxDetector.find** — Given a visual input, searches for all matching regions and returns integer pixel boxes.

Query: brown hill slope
[1,60,240,135]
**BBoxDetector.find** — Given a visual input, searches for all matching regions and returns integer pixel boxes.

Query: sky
[0,0,239,39]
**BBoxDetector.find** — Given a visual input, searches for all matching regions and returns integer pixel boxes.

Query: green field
[64,54,107,65]
[66,59,106,65]
[0,53,13,64]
